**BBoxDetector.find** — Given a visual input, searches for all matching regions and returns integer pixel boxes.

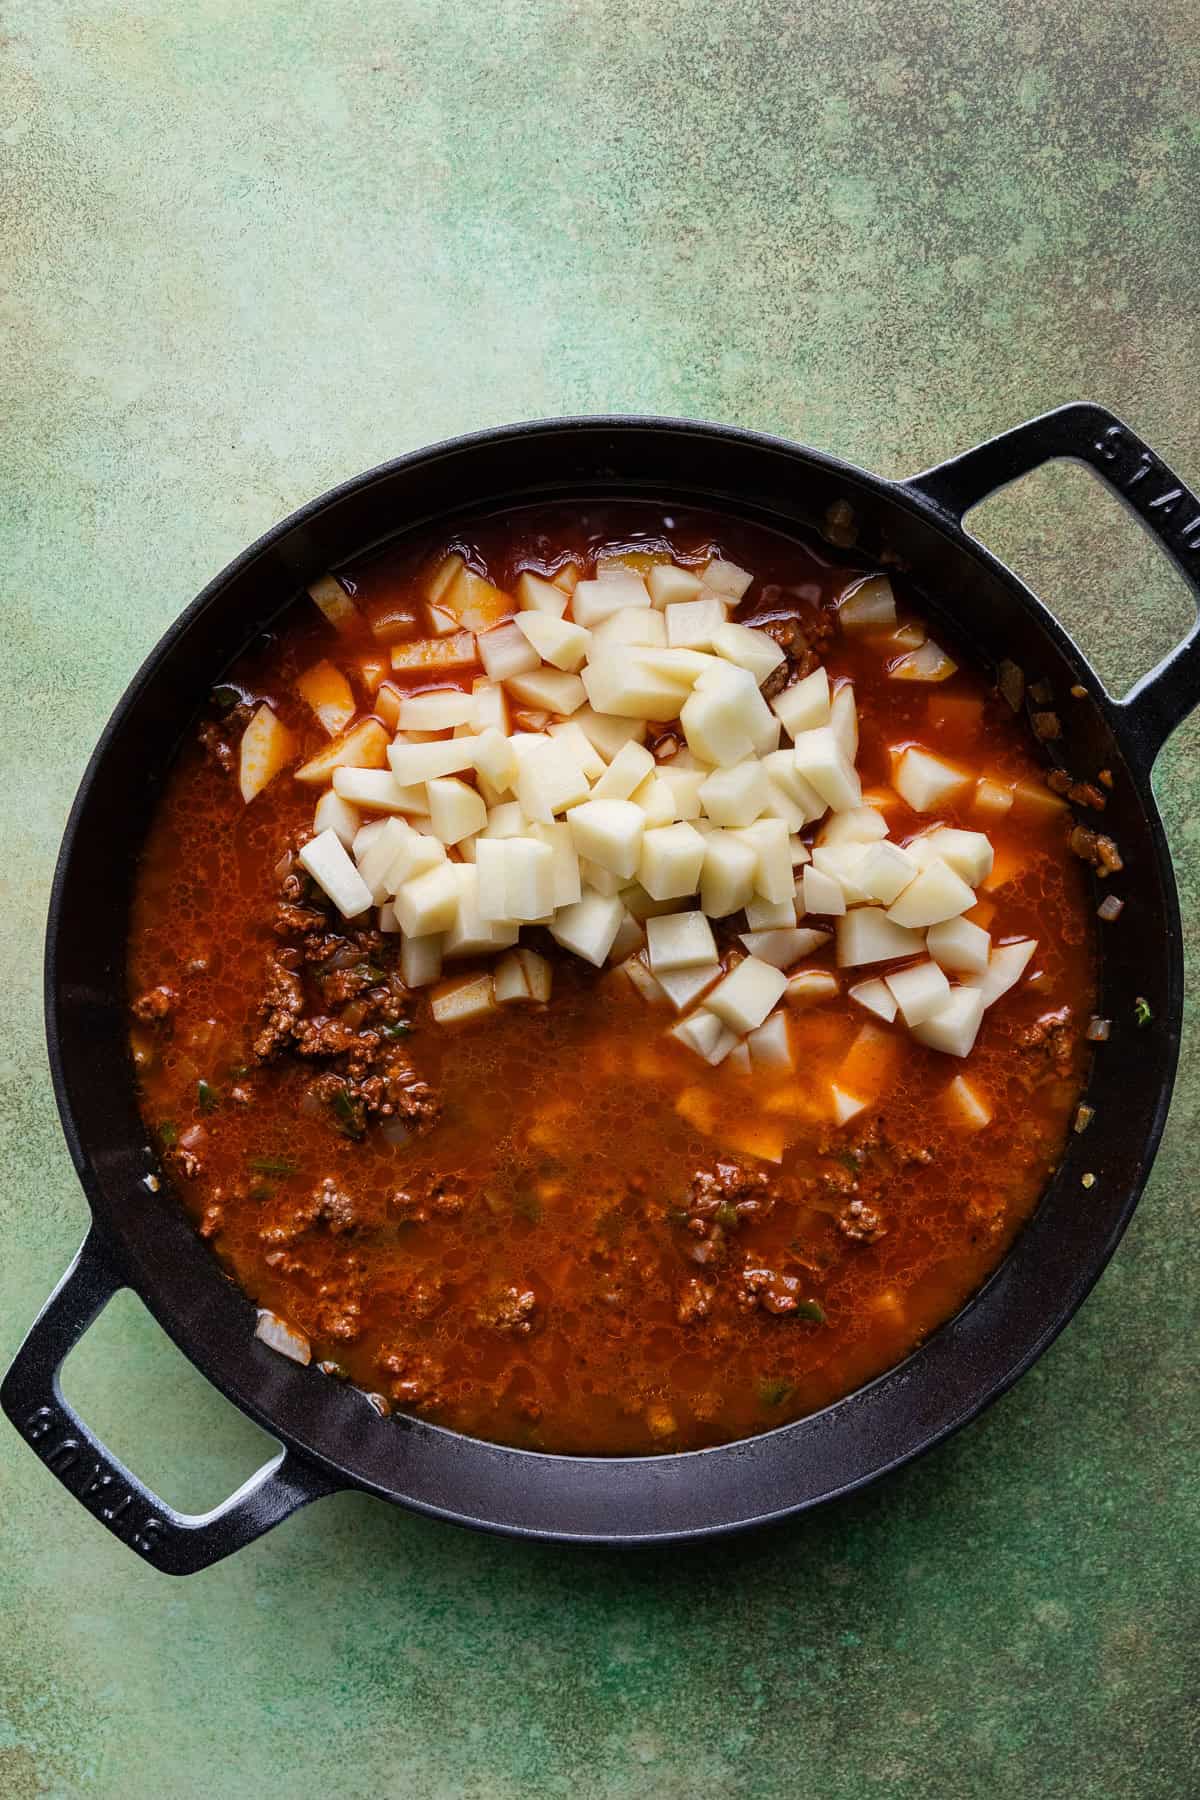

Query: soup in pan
[127,504,1106,1455]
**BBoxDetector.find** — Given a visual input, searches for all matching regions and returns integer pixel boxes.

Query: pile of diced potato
[238,551,1036,1103]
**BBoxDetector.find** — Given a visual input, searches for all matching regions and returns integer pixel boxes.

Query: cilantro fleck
[715,1202,739,1228]
[836,1151,860,1174]
[331,1090,365,1140]
[758,1378,795,1409]
[210,684,242,712]
[248,1155,297,1177]
[381,1021,412,1040]
[158,1119,178,1147]
[1134,996,1153,1028]
[795,1298,827,1324]
[197,1079,218,1114]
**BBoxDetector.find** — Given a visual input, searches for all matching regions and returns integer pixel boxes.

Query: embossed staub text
[1093,424,1200,560]
[22,1404,169,1557]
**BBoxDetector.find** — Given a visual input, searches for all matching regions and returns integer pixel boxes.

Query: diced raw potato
[430,972,497,1025]
[944,1074,993,1130]
[785,969,839,1008]
[744,894,797,930]
[739,926,828,969]
[972,775,1014,822]
[545,720,605,781]
[608,909,645,964]
[255,1309,312,1365]
[747,1012,793,1070]
[926,915,991,974]
[762,750,826,824]
[706,956,789,1033]
[295,660,356,738]
[428,777,487,846]
[666,597,728,650]
[830,685,858,760]
[838,575,895,632]
[700,830,758,916]
[238,704,299,806]
[314,788,361,847]
[512,734,592,821]
[591,608,668,650]
[911,987,986,1058]
[633,646,718,686]
[582,858,626,897]
[629,772,676,828]
[857,840,920,905]
[668,1008,739,1065]
[647,563,704,608]
[357,653,389,694]
[639,822,707,901]
[571,573,652,627]
[830,1084,868,1126]
[470,679,510,736]
[572,706,648,761]
[889,639,957,682]
[298,827,374,920]
[481,800,527,838]
[379,822,446,895]
[440,566,512,633]
[400,932,443,989]
[390,632,477,672]
[811,844,872,904]
[514,611,591,671]
[802,865,847,917]
[886,858,975,929]
[308,574,358,633]
[518,948,552,1002]
[550,891,625,966]
[679,673,758,767]
[788,835,811,868]
[506,838,557,920]
[471,726,518,796]
[386,736,477,786]
[848,978,898,1022]
[657,765,705,820]
[711,621,786,685]
[726,1042,753,1074]
[591,738,655,800]
[698,758,769,827]
[962,938,1037,1007]
[701,558,754,601]
[553,562,581,594]
[792,726,861,813]
[528,821,582,908]
[893,746,971,813]
[620,953,666,1003]
[656,962,722,1011]
[722,819,789,905]
[915,826,994,886]
[818,806,888,847]
[394,862,461,936]
[885,959,952,1027]
[645,909,718,971]
[473,839,510,920]
[443,865,520,957]
[506,666,588,716]
[582,654,691,721]
[760,778,805,831]
[838,1022,900,1096]
[396,689,475,731]
[836,907,926,966]
[493,949,532,1003]
[515,571,569,617]
[478,620,541,682]
[352,818,388,859]
[426,553,464,606]
[567,798,645,879]
[427,604,459,636]
[771,667,830,739]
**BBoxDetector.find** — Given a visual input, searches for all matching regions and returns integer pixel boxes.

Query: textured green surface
[3,2,1199,1795]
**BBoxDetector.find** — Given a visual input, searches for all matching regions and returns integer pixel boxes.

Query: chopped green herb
[1134,996,1153,1028]
[248,1155,297,1177]
[513,1185,543,1223]
[158,1119,178,1147]
[795,1298,826,1324]
[836,1150,860,1173]
[197,1079,218,1114]
[715,1201,739,1228]
[758,1378,795,1408]
[331,1089,364,1140]
[210,684,241,712]
[381,1021,413,1040]
[666,1205,689,1226]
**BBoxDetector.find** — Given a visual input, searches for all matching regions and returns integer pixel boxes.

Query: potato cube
[830,684,859,761]
[518,948,552,1001]
[528,821,582,907]
[470,726,517,797]
[911,987,986,1058]
[547,719,605,780]
[885,959,952,1026]
[388,736,480,785]
[666,597,728,650]
[657,765,705,820]
[549,891,625,965]
[294,717,388,788]
[430,972,496,1025]
[390,632,477,673]
[314,789,361,847]
[308,573,358,633]
[505,837,556,920]
[915,826,994,887]
[818,806,887,846]
[478,619,541,682]
[792,727,862,813]
[835,907,926,966]
[711,621,786,685]
[961,938,1037,1007]
[394,861,461,936]
[581,857,623,896]
[567,798,645,879]
[702,558,754,601]
[739,926,829,969]
[728,818,793,903]
[633,646,718,685]
[400,932,443,989]
[645,909,718,971]
[885,858,975,929]
[298,829,372,919]
[700,829,759,916]
[571,573,652,627]
[571,706,648,761]
[857,840,920,906]
[699,758,769,827]
[679,668,766,768]
[592,738,656,800]
[396,689,475,731]
[608,909,645,964]
[838,575,895,632]
[894,747,971,813]
[470,679,510,736]
[656,962,723,1011]
[513,735,591,821]
[812,843,872,904]
[971,776,1014,822]
[926,916,991,974]
[514,611,591,671]
[770,667,830,738]
[801,864,847,917]
[944,1074,993,1130]
[591,608,667,650]
[473,839,511,921]
[356,817,415,900]
[668,1008,739,1065]
[888,640,957,682]
[830,1084,869,1126]
[747,1012,793,1071]
[744,893,798,930]
[639,822,707,900]
[493,950,532,1003]
[788,835,811,868]
[848,978,898,1023]
[582,654,691,721]
[443,865,520,958]
[332,766,428,815]
[428,776,487,846]
[762,749,827,823]
[295,660,356,737]
[785,970,840,1009]
[515,571,568,617]
[647,564,704,608]
[506,666,587,716]
[706,956,788,1033]
[629,772,677,827]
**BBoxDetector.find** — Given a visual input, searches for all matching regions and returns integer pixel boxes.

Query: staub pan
[5,404,1198,1572]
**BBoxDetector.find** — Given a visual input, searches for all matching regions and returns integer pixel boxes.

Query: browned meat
[837,1198,887,1244]
[131,985,178,1023]
[759,615,819,698]
[738,1265,823,1319]
[687,1161,773,1221]
[314,1177,360,1234]
[1020,1006,1076,1076]
[1068,825,1123,875]
[169,1147,203,1180]
[197,720,236,773]
[252,957,305,1060]
[477,1285,540,1336]
[676,1278,715,1324]
[389,1176,466,1223]
[274,902,328,938]
[376,1345,445,1408]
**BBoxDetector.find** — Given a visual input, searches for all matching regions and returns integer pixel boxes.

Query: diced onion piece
[711,621,786,685]
[818,806,888,847]
[656,962,722,1011]
[298,830,372,919]
[665,597,728,650]
[295,660,357,737]
[1097,895,1124,923]
[835,908,926,967]
[238,704,298,803]
[886,859,975,929]
[396,689,475,731]
[972,776,1014,821]
[394,862,461,936]
[572,706,648,762]
[961,938,1037,1007]
[830,1084,869,1125]
[308,575,357,633]
[926,916,991,974]
[647,564,705,608]
[645,909,718,972]
[849,978,897,1023]
[388,736,480,786]
[390,632,477,672]
[747,1011,793,1070]
[884,959,952,1027]
[838,575,895,632]
[314,789,361,848]
[739,927,829,969]
[428,776,488,846]
[550,891,625,965]
[572,572,652,627]
[771,667,830,738]
[515,571,569,617]
[255,1309,312,1364]
[792,726,862,813]
[333,766,429,815]
[400,932,443,988]
[668,1008,739,1065]
[889,639,957,682]
[785,969,839,1009]
[701,558,754,601]
[514,611,591,671]
[430,972,497,1025]
[639,822,707,901]
[910,987,986,1058]
[706,956,789,1033]
[801,865,847,917]
[944,1075,992,1131]
[894,747,971,813]
[829,685,858,760]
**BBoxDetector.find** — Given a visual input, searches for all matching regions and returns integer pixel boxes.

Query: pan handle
[1,1229,342,1575]
[904,401,1200,767]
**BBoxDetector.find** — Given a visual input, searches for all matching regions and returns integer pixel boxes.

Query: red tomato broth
[126,504,1096,1455]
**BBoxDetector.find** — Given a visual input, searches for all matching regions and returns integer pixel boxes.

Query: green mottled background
[3,2,1198,1795]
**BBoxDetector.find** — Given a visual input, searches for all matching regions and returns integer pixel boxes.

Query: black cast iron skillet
[5,403,1199,1574]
